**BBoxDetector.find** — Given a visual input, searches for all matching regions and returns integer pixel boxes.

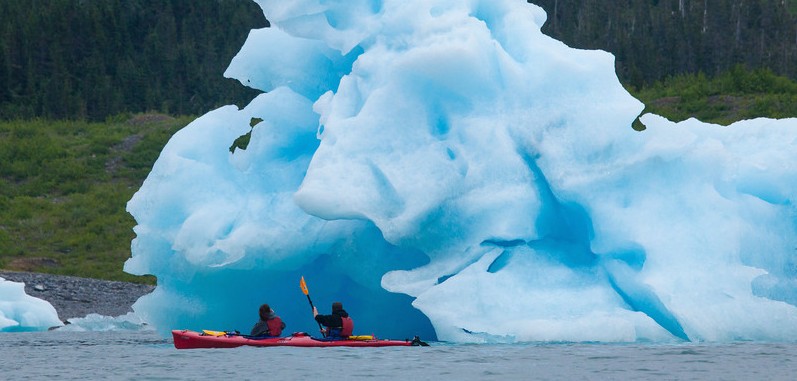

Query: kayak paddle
[300,276,326,337]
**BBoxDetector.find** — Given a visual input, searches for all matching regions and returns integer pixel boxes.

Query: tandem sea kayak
[172,330,429,349]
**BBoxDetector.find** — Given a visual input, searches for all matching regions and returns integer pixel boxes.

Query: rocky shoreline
[0,270,154,323]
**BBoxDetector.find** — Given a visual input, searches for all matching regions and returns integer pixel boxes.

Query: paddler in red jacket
[250,304,285,337]
[313,301,354,338]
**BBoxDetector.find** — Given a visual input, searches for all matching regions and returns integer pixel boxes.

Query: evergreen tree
[2,0,797,120]
[0,0,266,120]
[533,0,797,88]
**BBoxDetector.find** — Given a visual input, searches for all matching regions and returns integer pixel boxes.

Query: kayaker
[250,304,285,337]
[313,301,353,338]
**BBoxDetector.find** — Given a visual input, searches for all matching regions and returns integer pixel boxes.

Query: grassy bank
[0,114,192,283]
[630,65,797,127]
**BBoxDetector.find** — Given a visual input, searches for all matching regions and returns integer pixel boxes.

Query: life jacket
[340,316,353,337]
[326,316,354,338]
[267,316,285,336]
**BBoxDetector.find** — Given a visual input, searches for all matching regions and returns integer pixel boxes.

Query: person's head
[259,304,272,320]
[332,302,343,312]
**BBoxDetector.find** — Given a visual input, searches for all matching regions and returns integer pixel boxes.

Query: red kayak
[172,329,428,349]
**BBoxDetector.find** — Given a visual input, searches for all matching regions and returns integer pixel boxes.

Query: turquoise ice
[125,0,797,342]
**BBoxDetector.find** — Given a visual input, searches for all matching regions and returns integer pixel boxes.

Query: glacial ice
[0,277,62,332]
[122,0,797,342]
[58,313,151,332]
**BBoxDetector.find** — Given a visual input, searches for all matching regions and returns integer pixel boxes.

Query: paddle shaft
[304,287,326,337]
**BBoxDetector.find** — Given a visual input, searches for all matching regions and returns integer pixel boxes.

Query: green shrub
[632,65,797,125]
[0,114,191,284]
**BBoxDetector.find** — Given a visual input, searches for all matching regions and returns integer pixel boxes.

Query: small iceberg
[58,312,151,332]
[0,276,63,332]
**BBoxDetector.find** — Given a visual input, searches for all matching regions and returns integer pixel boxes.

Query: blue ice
[114,0,797,342]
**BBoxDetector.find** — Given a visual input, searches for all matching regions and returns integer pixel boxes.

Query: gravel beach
[0,270,154,323]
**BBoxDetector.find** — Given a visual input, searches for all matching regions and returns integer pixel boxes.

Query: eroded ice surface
[125,0,797,342]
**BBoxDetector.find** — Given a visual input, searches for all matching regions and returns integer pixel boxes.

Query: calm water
[1,330,795,380]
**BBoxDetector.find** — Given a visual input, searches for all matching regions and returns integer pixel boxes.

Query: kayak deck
[172,329,426,349]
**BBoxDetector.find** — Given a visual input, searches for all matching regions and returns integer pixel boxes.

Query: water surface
[2,331,794,380]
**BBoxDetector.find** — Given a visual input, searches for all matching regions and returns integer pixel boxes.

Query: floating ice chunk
[0,277,63,332]
[58,313,151,332]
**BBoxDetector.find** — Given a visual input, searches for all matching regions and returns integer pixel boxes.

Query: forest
[536,0,797,89]
[1,0,797,121]
[0,0,266,120]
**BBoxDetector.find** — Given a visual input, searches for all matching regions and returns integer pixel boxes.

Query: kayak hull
[172,330,418,349]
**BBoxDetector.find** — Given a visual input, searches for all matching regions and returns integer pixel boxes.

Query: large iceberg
[125,0,797,342]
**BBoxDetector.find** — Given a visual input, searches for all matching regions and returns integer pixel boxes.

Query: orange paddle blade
[300,276,309,295]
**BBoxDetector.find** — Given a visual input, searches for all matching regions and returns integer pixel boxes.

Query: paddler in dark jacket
[250,304,285,337]
[313,301,354,338]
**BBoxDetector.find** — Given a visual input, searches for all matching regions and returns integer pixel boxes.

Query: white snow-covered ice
[0,277,62,332]
[117,0,797,342]
[58,313,151,332]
